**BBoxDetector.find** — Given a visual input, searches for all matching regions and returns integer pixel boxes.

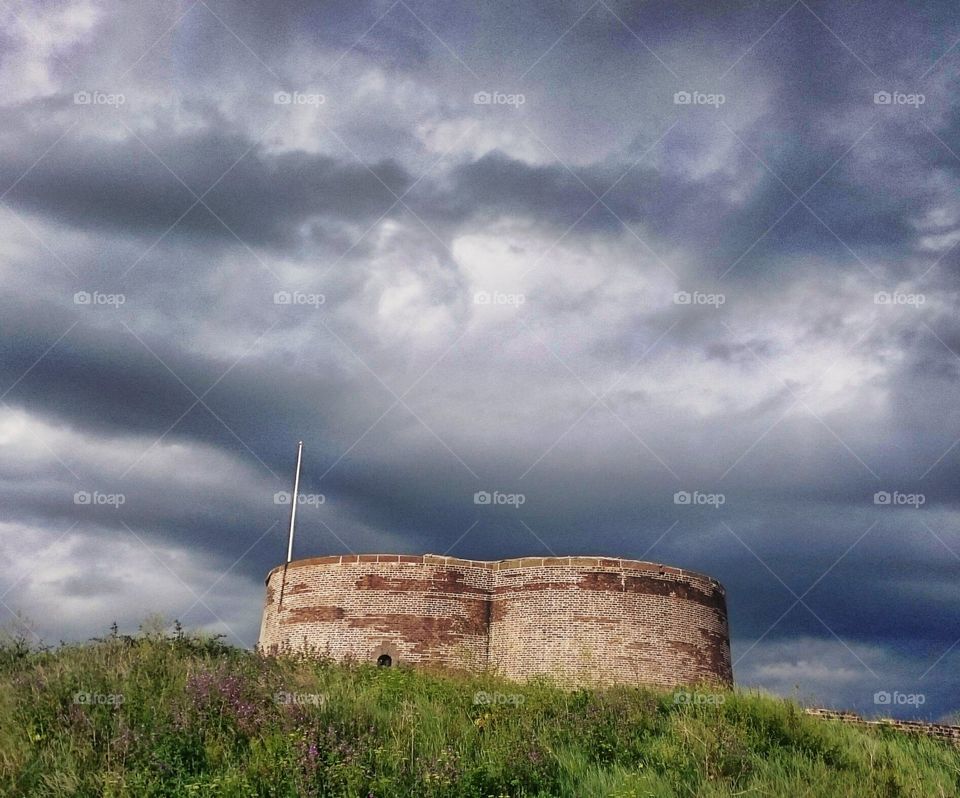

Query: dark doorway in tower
[377,654,392,667]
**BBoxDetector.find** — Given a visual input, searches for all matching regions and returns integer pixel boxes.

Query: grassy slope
[1,633,958,797]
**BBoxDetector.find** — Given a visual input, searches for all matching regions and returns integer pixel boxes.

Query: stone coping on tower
[265,553,725,594]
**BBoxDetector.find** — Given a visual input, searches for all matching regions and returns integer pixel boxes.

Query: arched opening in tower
[376,654,392,667]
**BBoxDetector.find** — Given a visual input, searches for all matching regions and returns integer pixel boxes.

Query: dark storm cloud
[0,121,937,287]
[0,296,405,474]
[0,124,409,248]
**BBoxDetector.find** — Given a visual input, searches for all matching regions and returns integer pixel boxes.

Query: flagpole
[286,440,303,563]
[278,441,303,612]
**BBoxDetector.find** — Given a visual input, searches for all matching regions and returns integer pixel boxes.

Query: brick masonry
[804,708,960,747]
[258,554,733,687]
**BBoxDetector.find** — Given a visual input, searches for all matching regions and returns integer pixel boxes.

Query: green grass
[1,625,958,797]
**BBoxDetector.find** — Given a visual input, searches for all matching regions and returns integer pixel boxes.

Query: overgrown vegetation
[1,622,958,797]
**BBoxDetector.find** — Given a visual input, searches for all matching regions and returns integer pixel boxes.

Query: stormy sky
[2,0,959,720]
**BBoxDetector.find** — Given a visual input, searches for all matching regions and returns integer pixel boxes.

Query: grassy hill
[1,626,958,797]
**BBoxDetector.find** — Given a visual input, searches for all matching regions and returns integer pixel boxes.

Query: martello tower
[258,553,732,687]
[258,444,733,688]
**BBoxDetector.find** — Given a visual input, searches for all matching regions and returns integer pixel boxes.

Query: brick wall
[804,708,960,746]
[258,554,732,687]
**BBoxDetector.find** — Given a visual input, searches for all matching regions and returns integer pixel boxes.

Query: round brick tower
[258,554,732,687]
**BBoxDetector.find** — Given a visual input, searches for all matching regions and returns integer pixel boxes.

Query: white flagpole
[286,441,303,563]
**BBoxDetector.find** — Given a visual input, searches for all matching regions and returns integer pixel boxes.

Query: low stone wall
[805,708,960,746]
